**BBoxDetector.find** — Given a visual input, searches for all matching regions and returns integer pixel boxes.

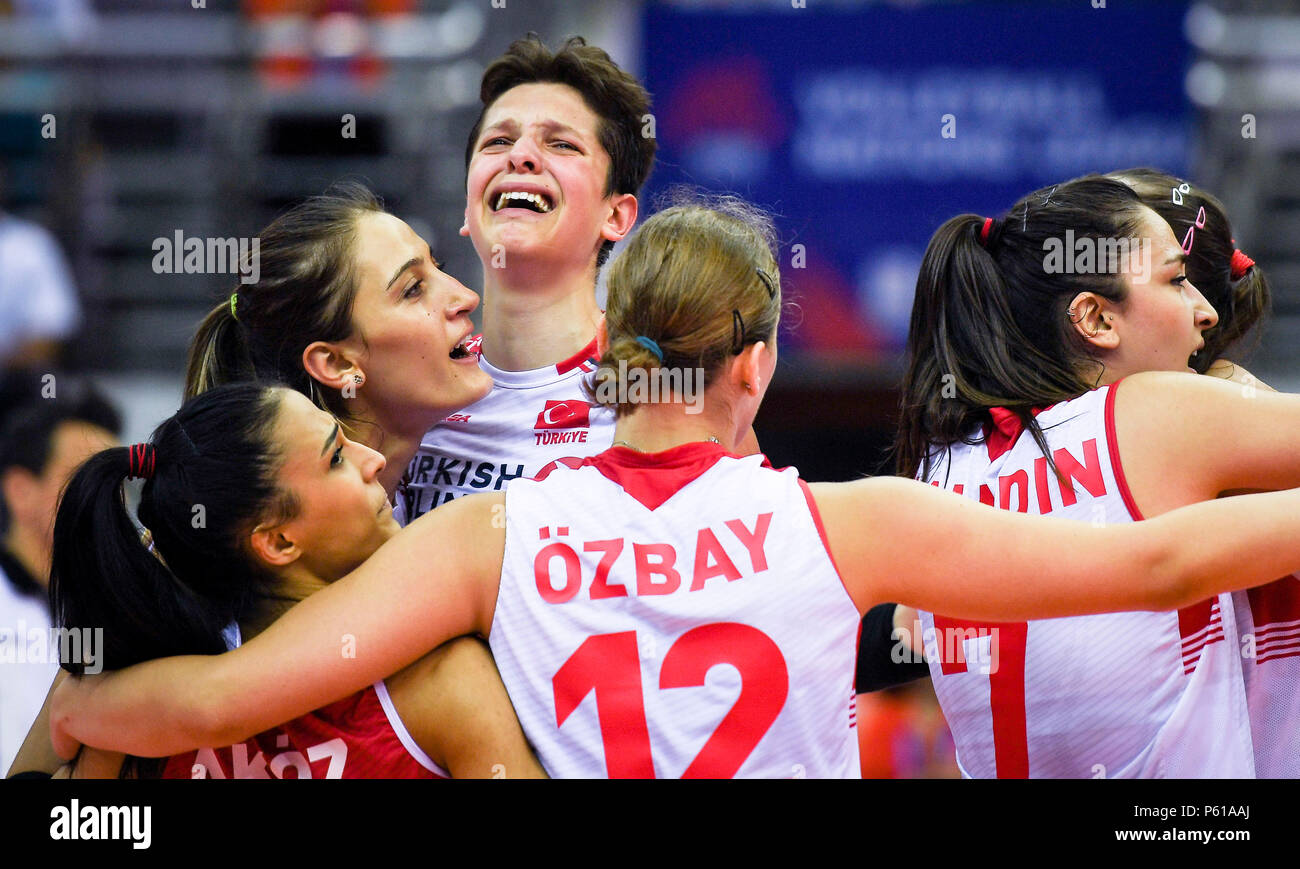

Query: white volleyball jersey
[1232,578,1300,777]
[917,383,1253,778]
[393,337,615,525]
[489,443,862,779]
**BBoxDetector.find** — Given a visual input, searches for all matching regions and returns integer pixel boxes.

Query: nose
[445,279,480,318]
[1186,279,1219,330]
[351,440,386,481]
[507,135,542,174]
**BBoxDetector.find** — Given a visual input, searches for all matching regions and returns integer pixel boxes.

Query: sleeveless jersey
[1232,578,1300,777]
[917,383,1254,778]
[162,682,448,779]
[394,337,615,525]
[489,443,862,778]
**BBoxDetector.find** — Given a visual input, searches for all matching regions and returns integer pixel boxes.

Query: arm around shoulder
[50,492,508,759]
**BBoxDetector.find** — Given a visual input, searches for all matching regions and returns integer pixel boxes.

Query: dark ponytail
[50,382,295,677]
[183,181,385,419]
[895,176,1150,481]
[1107,167,1271,371]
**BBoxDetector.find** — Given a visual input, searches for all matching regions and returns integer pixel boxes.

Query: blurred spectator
[857,681,960,779]
[0,163,83,369]
[0,373,119,774]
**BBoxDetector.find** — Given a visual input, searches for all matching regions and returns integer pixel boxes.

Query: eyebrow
[1164,252,1188,266]
[321,421,340,458]
[480,118,584,142]
[386,257,421,292]
[537,120,583,139]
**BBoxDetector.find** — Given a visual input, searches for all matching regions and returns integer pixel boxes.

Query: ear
[1066,292,1120,351]
[595,314,609,359]
[459,212,470,238]
[600,193,638,244]
[248,523,301,570]
[729,341,768,397]
[302,341,362,393]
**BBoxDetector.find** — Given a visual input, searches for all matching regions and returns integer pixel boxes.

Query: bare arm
[52,492,507,759]
[812,475,1300,620]
[1115,371,1299,514]
[386,636,546,779]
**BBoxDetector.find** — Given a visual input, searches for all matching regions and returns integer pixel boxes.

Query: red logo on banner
[535,400,591,430]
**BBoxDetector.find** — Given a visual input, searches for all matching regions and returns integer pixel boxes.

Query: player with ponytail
[24,383,542,778]
[184,181,491,495]
[897,174,1300,777]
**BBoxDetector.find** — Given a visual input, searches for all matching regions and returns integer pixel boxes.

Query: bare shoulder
[1205,358,1275,391]
[385,636,493,700]
[402,492,506,575]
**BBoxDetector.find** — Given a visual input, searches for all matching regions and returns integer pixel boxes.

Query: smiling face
[1109,210,1220,377]
[266,390,400,582]
[463,82,632,274]
[338,211,492,422]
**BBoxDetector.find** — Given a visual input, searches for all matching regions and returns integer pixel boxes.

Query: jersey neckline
[578,441,759,511]
[479,337,599,390]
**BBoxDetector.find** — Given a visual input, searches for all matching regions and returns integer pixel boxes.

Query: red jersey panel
[162,682,447,779]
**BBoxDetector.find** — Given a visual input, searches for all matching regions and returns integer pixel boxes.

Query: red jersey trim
[583,442,736,511]
[981,405,1053,461]
[556,338,599,375]
[373,680,450,778]
[1102,378,1145,522]
[796,478,855,609]
[532,455,584,482]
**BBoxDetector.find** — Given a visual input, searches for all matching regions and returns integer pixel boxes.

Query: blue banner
[642,1,1192,361]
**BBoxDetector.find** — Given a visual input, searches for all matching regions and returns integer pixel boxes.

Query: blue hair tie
[634,335,664,363]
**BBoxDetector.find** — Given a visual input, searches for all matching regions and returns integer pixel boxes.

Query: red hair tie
[128,443,157,480]
[979,217,993,246]
[1230,248,1255,280]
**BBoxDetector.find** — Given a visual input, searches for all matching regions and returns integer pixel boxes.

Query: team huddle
[10,36,1300,779]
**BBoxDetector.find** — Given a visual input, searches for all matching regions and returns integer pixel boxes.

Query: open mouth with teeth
[493,191,554,214]
[450,339,474,360]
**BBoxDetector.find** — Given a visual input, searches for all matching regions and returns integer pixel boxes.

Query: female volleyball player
[21,383,544,778]
[48,198,1300,778]
[1107,168,1295,778]
[896,173,1298,777]
[186,181,491,496]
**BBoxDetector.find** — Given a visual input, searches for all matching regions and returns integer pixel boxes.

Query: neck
[1077,359,1124,388]
[343,403,434,495]
[239,567,328,640]
[611,398,742,455]
[479,258,602,371]
[4,524,48,588]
